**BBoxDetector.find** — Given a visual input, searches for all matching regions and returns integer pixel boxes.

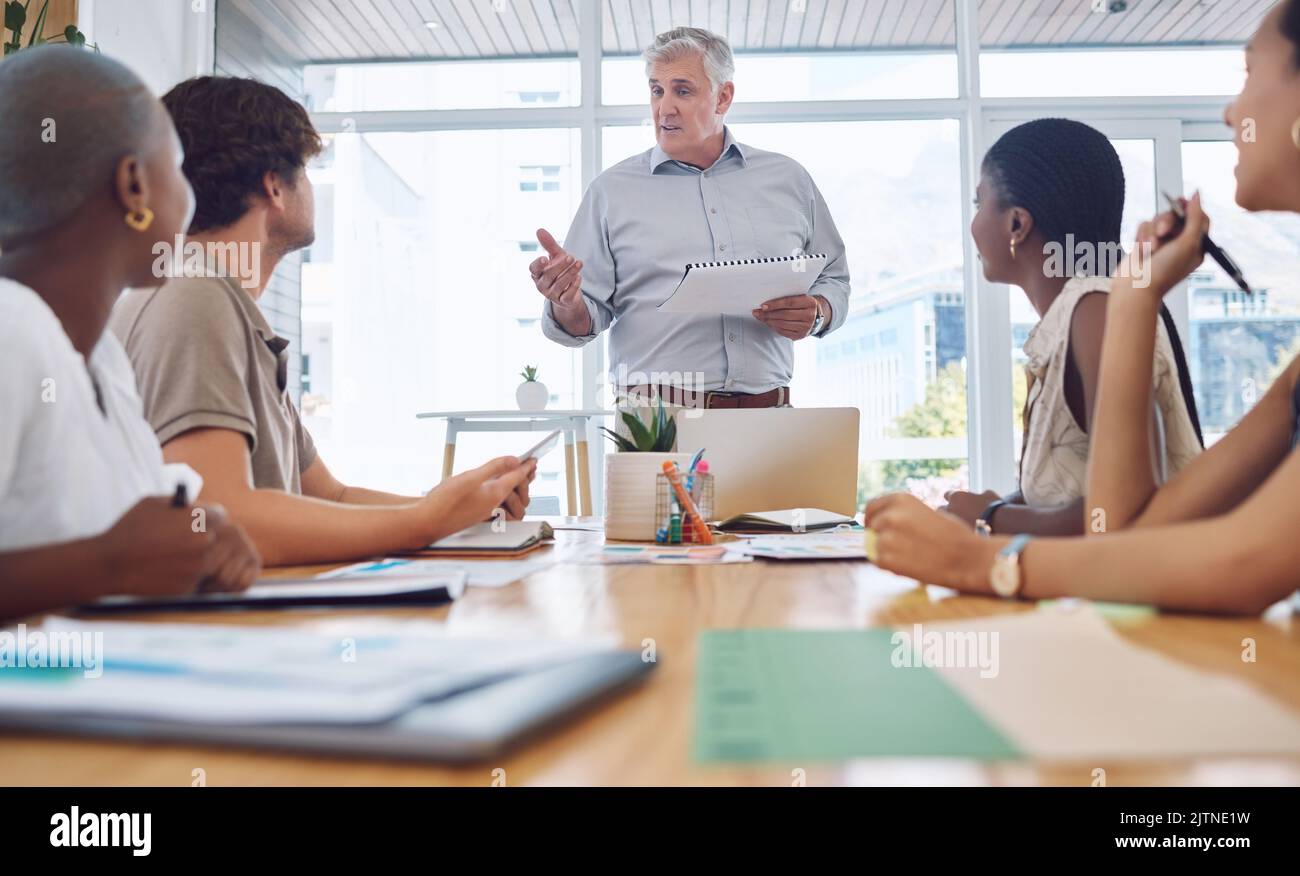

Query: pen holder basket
[654,473,715,544]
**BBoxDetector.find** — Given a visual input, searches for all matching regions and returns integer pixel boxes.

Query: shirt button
[720,244,727,252]
[728,333,736,342]
[710,208,717,214]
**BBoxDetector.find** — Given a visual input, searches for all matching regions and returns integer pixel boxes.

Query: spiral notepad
[657,253,829,316]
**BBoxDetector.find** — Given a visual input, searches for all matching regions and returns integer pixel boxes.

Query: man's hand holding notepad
[657,253,829,316]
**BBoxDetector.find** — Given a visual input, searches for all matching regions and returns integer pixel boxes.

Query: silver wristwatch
[809,298,826,337]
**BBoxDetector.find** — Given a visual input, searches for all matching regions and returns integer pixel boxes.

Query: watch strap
[975,498,1007,537]
[995,534,1033,598]
[999,533,1033,561]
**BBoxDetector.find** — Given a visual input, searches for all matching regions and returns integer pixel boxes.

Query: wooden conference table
[2,523,1299,787]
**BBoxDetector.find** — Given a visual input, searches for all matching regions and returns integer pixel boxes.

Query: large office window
[1182,140,1300,443]
[217,0,1276,504]
[304,60,581,112]
[301,127,583,496]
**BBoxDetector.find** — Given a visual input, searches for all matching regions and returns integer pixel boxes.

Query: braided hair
[984,117,1205,446]
[983,118,1125,275]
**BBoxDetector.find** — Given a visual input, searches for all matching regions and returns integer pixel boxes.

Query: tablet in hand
[518,429,562,463]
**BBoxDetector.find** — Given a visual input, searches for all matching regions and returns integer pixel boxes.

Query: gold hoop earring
[1009,239,1017,260]
[124,207,154,232]
[1292,117,1300,152]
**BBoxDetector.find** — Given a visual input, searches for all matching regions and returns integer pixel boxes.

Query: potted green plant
[4,1,95,56]
[601,400,693,541]
[516,365,548,411]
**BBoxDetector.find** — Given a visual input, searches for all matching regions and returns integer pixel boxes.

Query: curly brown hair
[162,76,323,233]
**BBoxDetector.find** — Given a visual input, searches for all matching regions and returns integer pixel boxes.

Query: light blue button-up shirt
[541,127,851,394]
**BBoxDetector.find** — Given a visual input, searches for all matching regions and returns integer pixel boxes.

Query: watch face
[990,559,1020,597]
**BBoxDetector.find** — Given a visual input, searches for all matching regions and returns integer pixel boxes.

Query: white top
[0,279,182,551]
[1019,276,1202,508]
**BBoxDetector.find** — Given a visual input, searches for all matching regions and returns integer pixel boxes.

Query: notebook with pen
[657,253,829,316]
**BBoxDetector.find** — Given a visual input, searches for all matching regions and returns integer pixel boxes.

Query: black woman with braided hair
[867,0,1300,615]
[939,118,1203,537]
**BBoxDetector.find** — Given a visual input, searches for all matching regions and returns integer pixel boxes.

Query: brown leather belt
[619,385,790,409]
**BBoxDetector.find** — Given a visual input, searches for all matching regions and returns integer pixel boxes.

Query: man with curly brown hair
[111,76,536,567]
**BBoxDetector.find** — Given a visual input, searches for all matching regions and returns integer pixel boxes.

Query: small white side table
[416,410,613,517]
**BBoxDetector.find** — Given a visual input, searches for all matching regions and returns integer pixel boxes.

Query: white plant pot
[516,380,549,411]
[604,451,695,542]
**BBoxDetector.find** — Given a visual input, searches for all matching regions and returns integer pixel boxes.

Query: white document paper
[729,532,867,560]
[926,606,1300,759]
[657,254,829,316]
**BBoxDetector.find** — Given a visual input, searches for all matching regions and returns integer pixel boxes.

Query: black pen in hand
[1161,191,1252,296]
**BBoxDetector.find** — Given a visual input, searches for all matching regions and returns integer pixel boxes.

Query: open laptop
[675,407,860,520]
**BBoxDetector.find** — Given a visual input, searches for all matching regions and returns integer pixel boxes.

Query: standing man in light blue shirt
[530,27,850,409]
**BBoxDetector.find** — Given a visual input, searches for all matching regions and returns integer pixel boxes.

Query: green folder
[694,629,1022,763]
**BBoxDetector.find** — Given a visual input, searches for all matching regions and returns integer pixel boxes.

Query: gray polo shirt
[110,276,317,494]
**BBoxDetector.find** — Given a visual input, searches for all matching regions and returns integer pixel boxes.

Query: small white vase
[516,380,549,411]
[604,451,695,542]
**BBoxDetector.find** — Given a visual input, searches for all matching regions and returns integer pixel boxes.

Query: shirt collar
[649,126,747,174]
[206,272,291,392]
[179,255,274,338]
[211,273,276,340]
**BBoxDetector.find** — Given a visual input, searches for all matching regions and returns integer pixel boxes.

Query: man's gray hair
[0,45,157,247]
[643,27,735,93]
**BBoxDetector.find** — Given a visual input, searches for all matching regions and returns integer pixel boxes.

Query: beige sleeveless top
[1019,277,1202,508]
